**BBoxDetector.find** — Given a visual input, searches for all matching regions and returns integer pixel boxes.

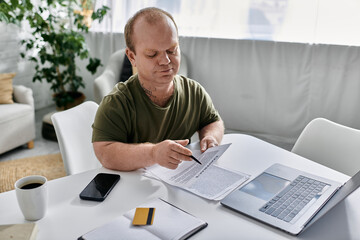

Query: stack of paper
[144,144,250,200]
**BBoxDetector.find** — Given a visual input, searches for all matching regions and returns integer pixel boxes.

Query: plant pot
[54,91,86,111]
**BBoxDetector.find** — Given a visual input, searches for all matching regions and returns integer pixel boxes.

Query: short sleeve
[196,83,221,129]
[92,93,133,143]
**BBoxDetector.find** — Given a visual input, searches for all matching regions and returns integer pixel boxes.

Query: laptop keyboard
[259,175,328,223]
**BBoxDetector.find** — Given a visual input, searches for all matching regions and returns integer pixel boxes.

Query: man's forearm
[93,139,194,171]
[93,141,155,171]
[199,120,225,146]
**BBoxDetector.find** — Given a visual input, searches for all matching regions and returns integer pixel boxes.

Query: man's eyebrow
[144,45,178,52]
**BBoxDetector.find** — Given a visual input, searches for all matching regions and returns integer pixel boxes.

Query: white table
[1,134,359,239]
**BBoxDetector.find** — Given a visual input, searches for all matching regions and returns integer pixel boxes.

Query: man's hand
[200,135,219,152]
[152,139,192,169]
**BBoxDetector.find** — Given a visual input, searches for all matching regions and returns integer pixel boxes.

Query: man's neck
[139,79,174,107]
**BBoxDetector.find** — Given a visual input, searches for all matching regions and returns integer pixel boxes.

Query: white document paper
[145,144,250,200]
[80,198,207,240]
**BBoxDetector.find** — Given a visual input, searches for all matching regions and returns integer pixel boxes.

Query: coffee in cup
[15,175,48,221]
[20,182,43,189]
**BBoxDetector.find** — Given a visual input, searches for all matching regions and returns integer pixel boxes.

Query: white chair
[51,101,101,175]
[292,118,360,176]
[94,48,189,103]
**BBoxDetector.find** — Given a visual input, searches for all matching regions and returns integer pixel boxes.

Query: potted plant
[0,0,109,110]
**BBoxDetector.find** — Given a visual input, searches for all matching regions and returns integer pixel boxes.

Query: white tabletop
[1,134,359,239]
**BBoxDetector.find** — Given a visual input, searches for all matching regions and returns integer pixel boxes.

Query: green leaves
[0,0,109,108]
[0,0,33,24]
[92,6,110,23]
[0,12,9,23]
[86,57,101,74]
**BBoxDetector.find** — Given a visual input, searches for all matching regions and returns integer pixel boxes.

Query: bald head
[124,7,178,53]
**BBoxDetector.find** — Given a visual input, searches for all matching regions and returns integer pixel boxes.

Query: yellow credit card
[132,207,155,225]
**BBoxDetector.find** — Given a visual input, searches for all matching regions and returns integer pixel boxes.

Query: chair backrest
[292,118,360,176]
[51,101,101,175]
[93,49,126,103]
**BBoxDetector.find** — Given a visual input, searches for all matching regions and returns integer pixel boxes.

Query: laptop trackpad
[240,172,291,201]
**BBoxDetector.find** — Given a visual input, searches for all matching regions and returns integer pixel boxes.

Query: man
[92,7,224,171]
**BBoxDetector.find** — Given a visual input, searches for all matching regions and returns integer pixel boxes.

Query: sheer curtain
[92,0,360,46]
[91,0,288,40]
[91,0,163,33]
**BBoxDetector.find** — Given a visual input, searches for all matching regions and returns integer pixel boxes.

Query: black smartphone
[79,173,120,202]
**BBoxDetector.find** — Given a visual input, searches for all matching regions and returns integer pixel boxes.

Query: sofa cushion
[0,104,35,154]
[0,103,33,124]
[0,73,16,104]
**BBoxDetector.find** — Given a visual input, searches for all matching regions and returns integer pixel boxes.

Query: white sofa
[0,85,36,154]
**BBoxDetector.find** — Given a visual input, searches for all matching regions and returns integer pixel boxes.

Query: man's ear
[126,47,136,67]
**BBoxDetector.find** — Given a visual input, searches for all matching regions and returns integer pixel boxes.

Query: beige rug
[0,153,66,193]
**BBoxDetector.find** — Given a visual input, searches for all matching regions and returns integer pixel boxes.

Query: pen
[174,140,202,165]
[190,155,202,165]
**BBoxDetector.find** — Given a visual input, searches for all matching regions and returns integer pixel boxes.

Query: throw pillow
[0,73,16,104]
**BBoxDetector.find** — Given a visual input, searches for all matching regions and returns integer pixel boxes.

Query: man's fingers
[155,140,195,170]
[169,157,182,165]
[174,139,189,146]
[165,157,183,169]
[167,162,179,169]
[170,151,192,161]
[200,139,208,152]
[200,137,218,152]
[172,140,192,157]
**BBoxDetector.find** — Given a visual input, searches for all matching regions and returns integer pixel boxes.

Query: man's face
[127,16,180,85]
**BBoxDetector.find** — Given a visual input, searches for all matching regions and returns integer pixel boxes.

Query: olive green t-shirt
[92,74,220,143]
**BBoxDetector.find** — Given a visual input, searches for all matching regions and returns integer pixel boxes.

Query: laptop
[220,163,360,235]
